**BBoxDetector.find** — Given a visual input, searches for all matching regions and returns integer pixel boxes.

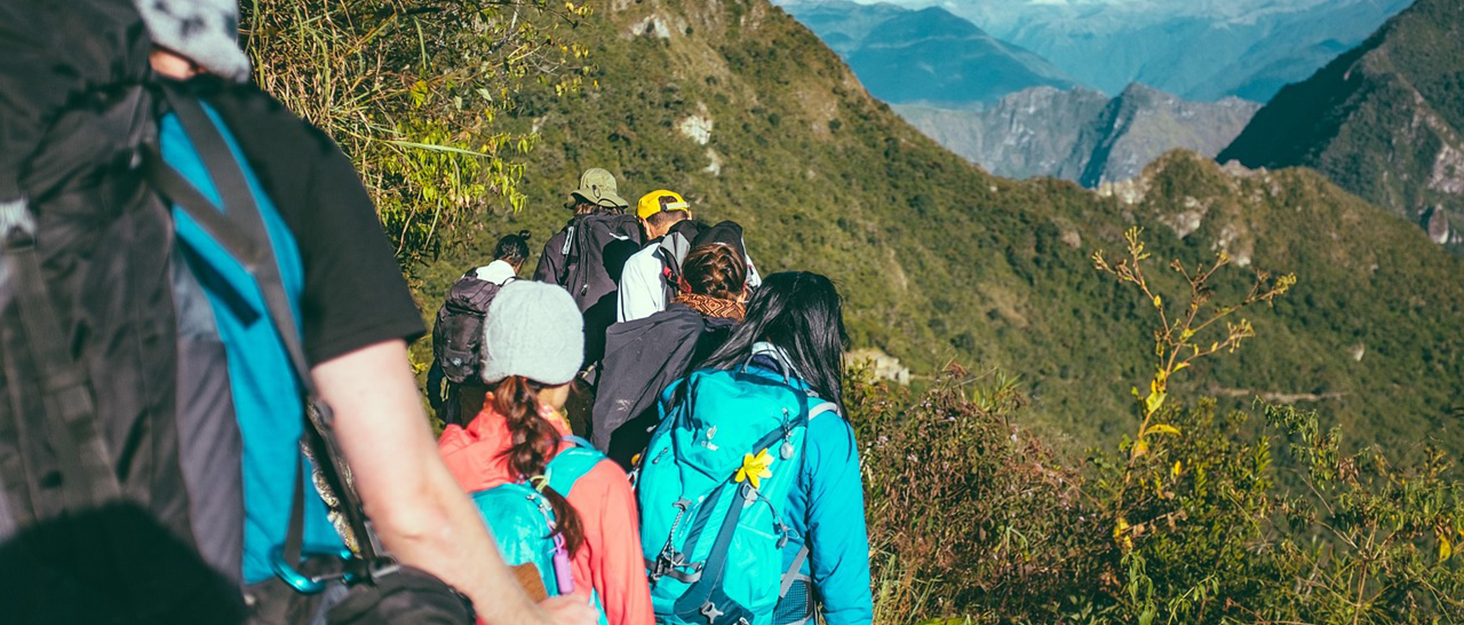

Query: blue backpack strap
[809,401,838,421]
[546,436,607,496]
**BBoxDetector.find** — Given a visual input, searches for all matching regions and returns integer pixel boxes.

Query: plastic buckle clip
[269,546,356,594]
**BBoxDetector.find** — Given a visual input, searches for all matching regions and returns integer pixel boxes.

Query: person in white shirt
[472,230,531,286]
[617,190,693,323]
[428,231,533,425]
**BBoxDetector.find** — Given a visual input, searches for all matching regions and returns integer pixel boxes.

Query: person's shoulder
[806,407,857,460]
[193,78,341,159]
[568,456,634,500]
[638,305,705,332]
[628,242,662,264]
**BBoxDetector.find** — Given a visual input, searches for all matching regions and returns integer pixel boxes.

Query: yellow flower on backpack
[734,448,775,489]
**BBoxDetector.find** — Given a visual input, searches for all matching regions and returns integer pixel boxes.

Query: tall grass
[242,0,591,264]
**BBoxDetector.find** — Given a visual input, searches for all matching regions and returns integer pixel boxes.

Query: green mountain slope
[894,83,1259,187]
[1219,0,1464,250]
[421,0,1464,451]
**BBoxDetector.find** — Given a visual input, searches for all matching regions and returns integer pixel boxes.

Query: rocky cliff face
[1219,0,1464,249]
[893,86,1108,180]
[895,83,1259,187]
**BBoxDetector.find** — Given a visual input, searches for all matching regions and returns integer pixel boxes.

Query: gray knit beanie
[135,0,252,83]
[480,281,584,386]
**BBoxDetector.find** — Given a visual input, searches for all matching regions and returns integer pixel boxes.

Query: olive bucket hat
[569,168,628,209]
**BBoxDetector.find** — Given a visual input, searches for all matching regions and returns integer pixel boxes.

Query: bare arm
[313,339,596,625]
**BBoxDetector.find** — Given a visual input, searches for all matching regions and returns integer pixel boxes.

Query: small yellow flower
[734,449,775,489]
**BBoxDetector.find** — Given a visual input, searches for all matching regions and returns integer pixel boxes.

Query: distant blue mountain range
[785,2,1076,104]
[779,0,1412,103]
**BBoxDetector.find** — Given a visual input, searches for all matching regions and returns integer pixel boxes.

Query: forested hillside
[240,0,1464,621]
[411,0,1464,451]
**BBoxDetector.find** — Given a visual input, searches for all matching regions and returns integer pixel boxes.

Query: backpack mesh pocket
[772,576,813,625]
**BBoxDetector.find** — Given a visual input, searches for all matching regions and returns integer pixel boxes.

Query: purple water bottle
[552,533,575,594]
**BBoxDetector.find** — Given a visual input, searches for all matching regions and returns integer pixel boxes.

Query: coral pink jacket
[438,403,653,625]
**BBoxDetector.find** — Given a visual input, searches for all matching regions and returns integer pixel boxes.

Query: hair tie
[529,474,550,492]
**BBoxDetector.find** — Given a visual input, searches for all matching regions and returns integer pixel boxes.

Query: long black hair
[701,271,849,409]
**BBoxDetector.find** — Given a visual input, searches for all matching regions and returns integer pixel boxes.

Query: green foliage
[855,232,1463,623]
[850,365,1098,622]
[243,0,592,264]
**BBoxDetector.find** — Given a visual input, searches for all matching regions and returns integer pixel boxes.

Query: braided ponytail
[493,376,586,555]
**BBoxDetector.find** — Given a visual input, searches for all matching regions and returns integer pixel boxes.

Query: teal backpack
[471,435,608,621]
[637,366,837,625]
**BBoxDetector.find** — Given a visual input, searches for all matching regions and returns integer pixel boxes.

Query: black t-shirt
[190,80,425,365]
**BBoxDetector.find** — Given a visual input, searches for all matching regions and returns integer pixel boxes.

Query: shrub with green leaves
[856,231,1463,624]
[243,0,592,264]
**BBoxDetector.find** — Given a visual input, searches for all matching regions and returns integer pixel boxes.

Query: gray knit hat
[135,0,252,83]
[480,281,584,386]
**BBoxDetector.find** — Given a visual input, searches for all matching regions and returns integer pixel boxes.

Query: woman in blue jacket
[638,271,872,625]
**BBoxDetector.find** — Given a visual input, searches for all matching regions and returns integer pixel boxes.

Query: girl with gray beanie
[438,281,653,625]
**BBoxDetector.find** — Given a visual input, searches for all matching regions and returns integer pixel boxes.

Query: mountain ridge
[1219,0,1464,249]
[782,1,1075,104]
[894,83,1259,186]
[781,0,1413,101]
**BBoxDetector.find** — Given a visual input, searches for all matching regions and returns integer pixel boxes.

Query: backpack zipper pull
[779,408,795,460]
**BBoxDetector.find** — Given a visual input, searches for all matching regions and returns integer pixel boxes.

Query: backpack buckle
[699,601,724,624]
[269,546,356,594]
[648,549,679,582]
[649,550,703,584]
[0,199,36,245]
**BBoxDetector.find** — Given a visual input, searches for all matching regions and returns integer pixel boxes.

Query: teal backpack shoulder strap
[546,436,607,496]
[809,401,838,421]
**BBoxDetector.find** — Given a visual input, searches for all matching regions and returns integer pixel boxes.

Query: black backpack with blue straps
[0,2,463,623]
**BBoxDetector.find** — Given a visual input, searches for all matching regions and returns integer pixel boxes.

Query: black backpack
[0,4,245,621]
[431,274,511,384]
[592,306,736,467]
[0,2,449,622]
[559,212,643,312]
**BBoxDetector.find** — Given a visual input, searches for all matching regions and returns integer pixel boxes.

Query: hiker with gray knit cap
[0,0,596,623]
[439,281,653,625]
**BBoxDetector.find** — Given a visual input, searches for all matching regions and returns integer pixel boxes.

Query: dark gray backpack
[0,3,454,623]
[0,1,249,620]
[560,212,643,312]
[432,274,510,384]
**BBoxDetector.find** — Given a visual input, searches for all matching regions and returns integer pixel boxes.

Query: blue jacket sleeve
[801,415,873,625]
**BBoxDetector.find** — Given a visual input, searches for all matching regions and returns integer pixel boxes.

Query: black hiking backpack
[0,2,249,620]
[0,1,408,622]
[558,212,643,312]
[431,273,511,384]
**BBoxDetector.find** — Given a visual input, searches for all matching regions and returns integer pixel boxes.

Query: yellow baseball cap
[636,189,691,220]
